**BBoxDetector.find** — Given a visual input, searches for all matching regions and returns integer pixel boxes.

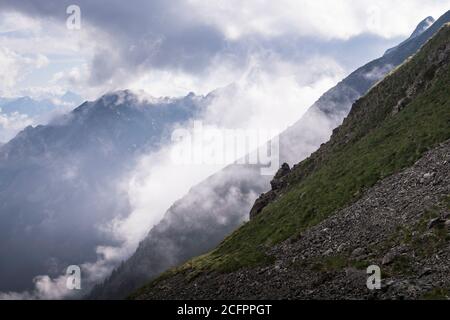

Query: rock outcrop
[250,163,291,220]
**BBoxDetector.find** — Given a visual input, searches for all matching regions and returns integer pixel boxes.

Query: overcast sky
[1,0,450,300]
[1,0,449,100]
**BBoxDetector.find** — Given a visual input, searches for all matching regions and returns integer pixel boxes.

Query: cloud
[202,55,345,132]
[363,63,394,81]
[190,0,450,40]
[0,47,47,94]
[2,0,449,98]
[0,110,33,142]
[0,274,73,300]
[13,54,339,296]
[61,54,341,293]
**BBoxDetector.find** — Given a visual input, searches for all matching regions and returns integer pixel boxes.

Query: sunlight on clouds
[188,0,450,40]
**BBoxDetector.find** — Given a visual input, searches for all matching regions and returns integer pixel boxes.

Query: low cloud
[0,274,73,300]
[363,64,394,81]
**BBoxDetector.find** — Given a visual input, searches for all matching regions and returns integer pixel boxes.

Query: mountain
[0,92,83,143]
[0,90,206,293]
[90,12,450,299]
[0,92,83,118]
[132,22,450,300]
[60,91,83,106]
[410,16,436,38]
[384,16,435,56]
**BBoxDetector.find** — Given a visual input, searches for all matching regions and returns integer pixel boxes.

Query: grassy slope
[133,25,450,294]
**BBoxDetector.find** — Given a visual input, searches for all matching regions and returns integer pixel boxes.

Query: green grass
[444,195,450,210]
[411,206,450,258]
[136,26,450,294]
[306,255,371,273]
[310,255,348,272]
[422,288,450,300]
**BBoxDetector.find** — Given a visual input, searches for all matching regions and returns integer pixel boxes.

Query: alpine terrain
[91,11,450,299]
[131,23,450,300]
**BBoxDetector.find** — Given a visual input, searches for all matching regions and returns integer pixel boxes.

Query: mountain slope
[135,140,450,300]
[0,90,205,293]
[90,13,450,299]
[132,23,450,300]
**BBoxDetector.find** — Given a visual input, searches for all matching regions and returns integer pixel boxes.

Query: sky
[2,0,449,146]
[1,0,449,101]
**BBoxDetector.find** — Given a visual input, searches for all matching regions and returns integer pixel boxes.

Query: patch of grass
[310,255,348,272]
[293,253,372,273]
[411,202,450,257]
[444,195,450,210]
[416,209,440,234]
[422,288,450,300]
[389,255,414,275]
[128,268,178,299]
[349,259,371,271]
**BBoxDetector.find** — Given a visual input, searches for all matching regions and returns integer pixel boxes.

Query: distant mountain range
[0,92,83,143]
[0,90,207,294]
[0,92,81,116]
[90,11,450,299]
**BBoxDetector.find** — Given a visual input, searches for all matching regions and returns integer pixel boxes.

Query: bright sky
[1,0,449,100]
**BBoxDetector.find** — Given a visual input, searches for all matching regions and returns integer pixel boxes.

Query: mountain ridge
[89,11,450,299]
[131,22,450,300]
[0,90,207,293]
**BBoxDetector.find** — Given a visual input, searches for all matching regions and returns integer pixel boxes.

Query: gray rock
[444,220,450,230]
[382,251,397,265]
[337,244,346,253]
[351,247,365,257]
[382,246,408,265]
[427,217,444,229]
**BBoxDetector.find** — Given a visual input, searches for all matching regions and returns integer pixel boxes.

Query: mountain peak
[409,16,435,39]
[384,15,435,56]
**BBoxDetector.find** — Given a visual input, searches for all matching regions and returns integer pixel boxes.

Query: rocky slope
[90,12,450,299]
[131,23,450,300]
[134,140,450,300]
